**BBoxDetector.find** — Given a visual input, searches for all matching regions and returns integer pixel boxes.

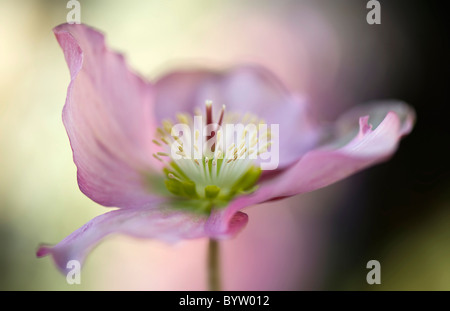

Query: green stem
[208,239,221,291]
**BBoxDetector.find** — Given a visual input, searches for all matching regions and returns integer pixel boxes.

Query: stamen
[239,147,247,157]
[176,113,190,124]
[154,100,269,205]
[195,129,200,141]
[162,120,173,133]
[241,129,248,140]
[257,142,272,155]
[157,128,165,136]
[168,173,182,182]
[241,113,250,123]
[153,154,163,162]
[216,130,222,145]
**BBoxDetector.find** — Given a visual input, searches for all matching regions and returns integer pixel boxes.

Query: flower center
[152,101,272,210]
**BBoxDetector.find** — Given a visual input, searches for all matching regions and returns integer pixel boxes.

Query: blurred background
[0,0,448,290]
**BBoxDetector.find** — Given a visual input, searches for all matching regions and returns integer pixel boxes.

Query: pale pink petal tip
[205,210,249,239]
[36,245,51,258]
[358,115,373,138]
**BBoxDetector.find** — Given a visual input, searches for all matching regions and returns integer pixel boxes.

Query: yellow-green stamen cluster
[152,101,271,210]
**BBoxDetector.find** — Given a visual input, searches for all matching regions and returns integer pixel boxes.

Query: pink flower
[37,24,415,274]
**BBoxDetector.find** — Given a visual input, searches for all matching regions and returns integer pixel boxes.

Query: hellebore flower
[37,24,415,282]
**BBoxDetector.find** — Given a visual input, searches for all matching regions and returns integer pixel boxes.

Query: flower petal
[154,65,319,167]
[37,202,248,273]
[205,208,249,239]
[54,24,163,208]
[258,101,415,197]
[334,100,415,137]
[209,101,415,230]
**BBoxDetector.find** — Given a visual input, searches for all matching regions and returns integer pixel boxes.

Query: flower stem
[208,239,221,291]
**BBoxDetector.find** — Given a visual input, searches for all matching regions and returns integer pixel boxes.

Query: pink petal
[155,65,319,167]
[54,24,163,208]
[259,101,415,198]
[205,208,249,238]
[334,100,415,137]
[209,101,415,230]
[37,202,248,273]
